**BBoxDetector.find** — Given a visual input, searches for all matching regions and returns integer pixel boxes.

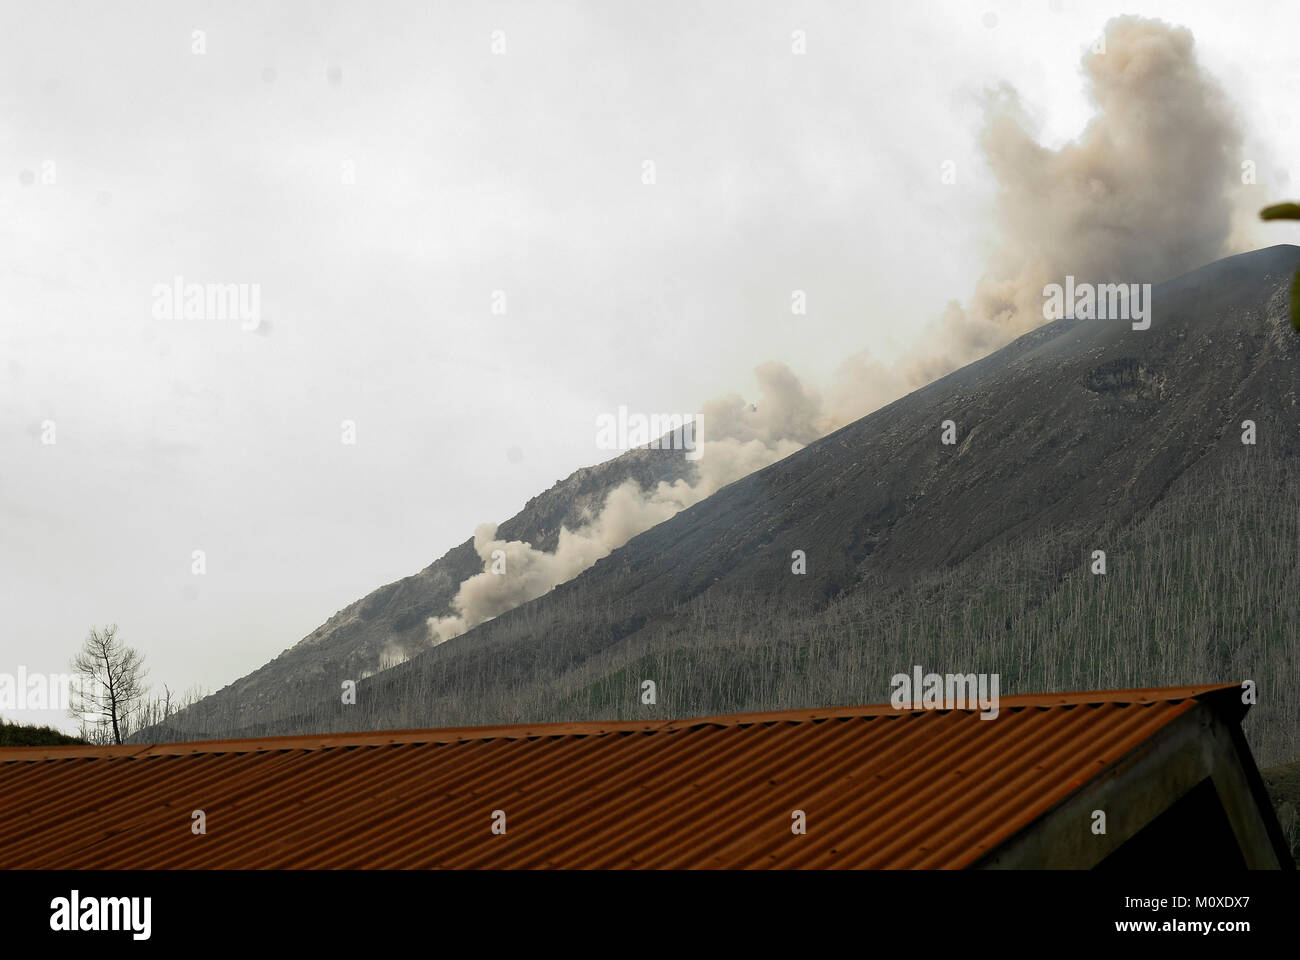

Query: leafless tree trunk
[69,624,148,745]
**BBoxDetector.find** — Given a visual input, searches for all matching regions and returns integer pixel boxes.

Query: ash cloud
[427,16,1247,647]
[428,362,810,644]
[907,15,1242,382]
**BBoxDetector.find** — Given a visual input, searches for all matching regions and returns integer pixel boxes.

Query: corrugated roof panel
[0,684,1238,869]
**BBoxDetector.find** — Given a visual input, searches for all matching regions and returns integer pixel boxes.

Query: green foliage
[1259,202,1300,330]
[0,719,87,747]
[1260,203,1300,221]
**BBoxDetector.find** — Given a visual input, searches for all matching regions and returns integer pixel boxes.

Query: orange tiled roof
[0,684,1243,869]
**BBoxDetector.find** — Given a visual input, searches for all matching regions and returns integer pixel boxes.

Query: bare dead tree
[69,624,148,745]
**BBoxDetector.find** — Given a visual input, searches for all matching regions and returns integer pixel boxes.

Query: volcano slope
[142,439,699,740]
[170,245,1300,765]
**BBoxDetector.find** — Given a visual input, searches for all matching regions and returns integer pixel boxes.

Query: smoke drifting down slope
[428,15,1247,647]
[427,362,813,642]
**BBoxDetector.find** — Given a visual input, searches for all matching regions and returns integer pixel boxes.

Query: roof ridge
[0,683,1242,763]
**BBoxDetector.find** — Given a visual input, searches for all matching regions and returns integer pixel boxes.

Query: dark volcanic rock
[498,245,1300,616]
[150,245,1300,741]
[145,442,698,736]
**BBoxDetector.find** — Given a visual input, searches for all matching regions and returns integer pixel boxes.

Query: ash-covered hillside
[151,246,1300,765]
[142,441,698,738]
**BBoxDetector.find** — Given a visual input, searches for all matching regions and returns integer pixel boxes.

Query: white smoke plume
[902,15,1243,383]
[802,16,1248,424]
[428,16,1247,647]
[428,362,812,643]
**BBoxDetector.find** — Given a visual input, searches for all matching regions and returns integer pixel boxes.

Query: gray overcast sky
[3,0,1299,727]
